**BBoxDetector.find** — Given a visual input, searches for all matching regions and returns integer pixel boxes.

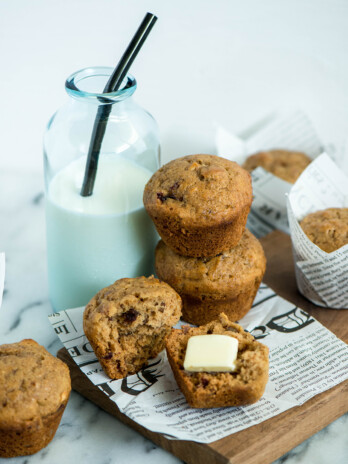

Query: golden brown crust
[83,276,182,379]
[165,314,269,408]
[0,339,71,457]
[300,208,348,253]
[243,149,311,183]
[144,154,252,257]
[179,288,261,326]
[155,230,266,324]
[0,403,68,458]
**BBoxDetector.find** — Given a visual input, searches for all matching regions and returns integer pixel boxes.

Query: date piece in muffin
[166,313,269,408]
[300,207,348,253]
[0,339,71,458]
[243,149,312,184]
[143,154,252,257]
[83,276,182,379]
[155,229,266,325]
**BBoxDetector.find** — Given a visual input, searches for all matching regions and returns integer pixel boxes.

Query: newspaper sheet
[216,108,324,237]
[287,153,348,309]
[48,284,348,443]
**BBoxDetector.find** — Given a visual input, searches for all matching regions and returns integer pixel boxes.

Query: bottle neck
[65,67,137,105]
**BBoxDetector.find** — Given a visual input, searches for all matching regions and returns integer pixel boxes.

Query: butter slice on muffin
[166,313,269,408]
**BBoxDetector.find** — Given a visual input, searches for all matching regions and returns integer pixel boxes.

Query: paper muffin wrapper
[216,108,330,237]
[287,153,348,309]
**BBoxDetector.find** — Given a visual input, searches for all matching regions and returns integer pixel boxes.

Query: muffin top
[243,149,311,183]
[300,207,348,253]
[84,276,182,333]
[0,339,71,426]
[143,154,252,227]
[155,229,266,296]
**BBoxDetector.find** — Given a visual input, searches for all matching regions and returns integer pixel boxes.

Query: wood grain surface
[57,230,348,464]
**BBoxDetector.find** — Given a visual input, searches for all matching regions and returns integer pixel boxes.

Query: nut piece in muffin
[83,276,182,379]
[243,149,311,184]
[166,313,269,408]
[155,229,266,325]
[0,339,71,458]
[143,154,252,257]
[300,207,348,253]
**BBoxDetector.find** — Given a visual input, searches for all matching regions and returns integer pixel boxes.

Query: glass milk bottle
[44,67,159,311]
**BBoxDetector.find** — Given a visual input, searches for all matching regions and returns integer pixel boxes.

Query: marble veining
[0,169,347,464]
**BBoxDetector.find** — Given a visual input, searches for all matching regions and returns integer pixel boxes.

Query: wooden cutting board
[57,230,348,464]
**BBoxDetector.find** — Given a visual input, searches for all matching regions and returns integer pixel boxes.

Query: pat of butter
[183,335,238,372]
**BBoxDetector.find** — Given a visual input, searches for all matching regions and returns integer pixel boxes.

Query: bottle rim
[65,66,137,103]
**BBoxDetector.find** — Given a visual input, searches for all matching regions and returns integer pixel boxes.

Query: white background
[0,0,348,174]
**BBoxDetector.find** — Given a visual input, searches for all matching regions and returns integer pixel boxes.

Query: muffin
[83,276,182,379]
[0,339,71,458]
[243,149,312,183]
[143,154,252,257]
[155,229,266,325]
[300,207,348,253]
[166,313,269,408]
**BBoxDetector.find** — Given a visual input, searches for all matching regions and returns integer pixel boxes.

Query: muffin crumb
[83,276,182,379]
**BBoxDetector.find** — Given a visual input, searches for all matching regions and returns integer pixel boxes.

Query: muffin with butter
[166,313,269,408]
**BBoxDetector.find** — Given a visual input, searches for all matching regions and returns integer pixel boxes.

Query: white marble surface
[1,1,348,462]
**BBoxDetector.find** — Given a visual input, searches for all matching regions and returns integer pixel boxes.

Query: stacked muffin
[143,154,266,325]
